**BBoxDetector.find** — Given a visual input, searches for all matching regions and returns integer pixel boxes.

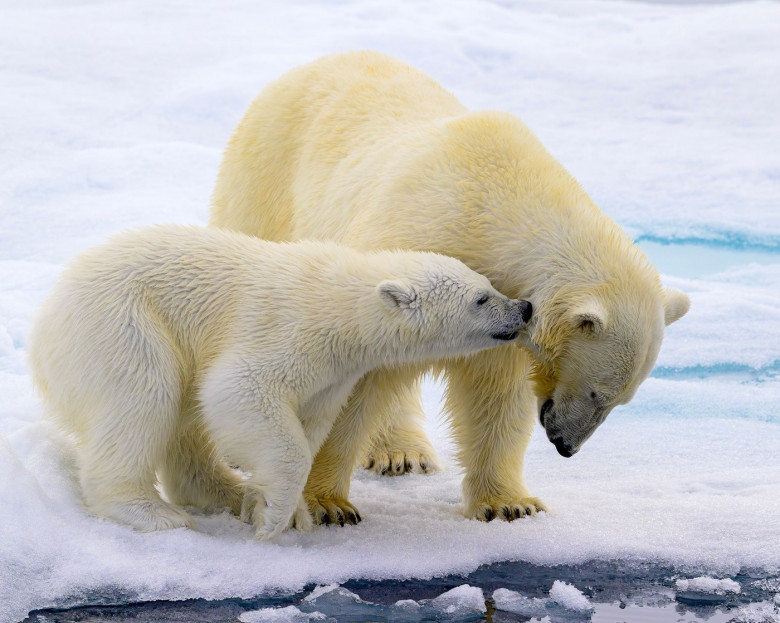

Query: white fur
[29,225,529,538]
[210,51,691,522]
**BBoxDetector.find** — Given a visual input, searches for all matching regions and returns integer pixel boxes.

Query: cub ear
[663,287,690,326]
[377,280,417,311]
[571,299,607,336]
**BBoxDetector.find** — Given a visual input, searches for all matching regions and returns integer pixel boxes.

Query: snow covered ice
[239,584,486,623]
[492,581,593,620]
[1,0,779,622]
[676,577,742,596]
[548,581,594,613]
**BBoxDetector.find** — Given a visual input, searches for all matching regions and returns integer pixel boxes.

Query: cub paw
[99,497,193,532]
[288,496,314,532]
[307,495,362,526]
[472,497,548,522]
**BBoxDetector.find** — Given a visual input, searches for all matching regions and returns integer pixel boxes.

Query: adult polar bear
[211,51,690,524]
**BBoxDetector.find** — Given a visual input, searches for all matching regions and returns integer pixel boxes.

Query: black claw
[483,508,495,522]
[320,513,331,525]
[381,467,389,475]
[346,511,358,525]
[336,512,345,527]
[405,460,413,472]
[354,511,362,523]
[501,506,512,520]
[366,458,375,470]
[514,507,523,520]
[420,462,428,472]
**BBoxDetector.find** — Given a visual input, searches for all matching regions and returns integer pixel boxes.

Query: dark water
[23,560,780,623]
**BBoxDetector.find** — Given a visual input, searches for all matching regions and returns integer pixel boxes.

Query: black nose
[540,399,553,427]
[552,437,573,458]
[519,300,532,323]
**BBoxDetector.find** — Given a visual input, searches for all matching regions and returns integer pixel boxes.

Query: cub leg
[361,375,442,476]
[199,368,312,540]
[78,398,193,532]
[157,397,243,516]
[74,322,192,532]
[305,365,422,525]
[444,345,548,521]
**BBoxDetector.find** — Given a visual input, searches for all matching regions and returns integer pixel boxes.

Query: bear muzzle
[539,399,577,458]
[490,300,532,341]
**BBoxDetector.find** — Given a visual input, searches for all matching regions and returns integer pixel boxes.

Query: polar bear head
[530,281,690,457]
[376,254,533,359]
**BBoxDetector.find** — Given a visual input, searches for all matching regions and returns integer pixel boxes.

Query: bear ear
[571,299,607,336]
[377,280,418,311]
[663,287,690,326]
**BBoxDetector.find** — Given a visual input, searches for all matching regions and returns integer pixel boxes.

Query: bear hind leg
[157,399,244,516]
[306,366,423,525]
[360,370,441,476]
[78,402,193,532]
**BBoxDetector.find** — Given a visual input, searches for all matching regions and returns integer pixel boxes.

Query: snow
[241,583,485,623]
[492,588,549,618]
[1,0,779,622]
[731,602,780,623]
[675,577,741,595]
[548,581,593,613]
[491,582,594,618]
[240,606,330,623]
[429,585,486,615]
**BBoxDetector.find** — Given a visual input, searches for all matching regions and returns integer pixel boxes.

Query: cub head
[530,283,690,458]
[377,255,533,358]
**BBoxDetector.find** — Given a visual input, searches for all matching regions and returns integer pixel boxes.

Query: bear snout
[540,400,577,457]
[489,299,532,341]
[490,328,520,341]
[552,437,574,458]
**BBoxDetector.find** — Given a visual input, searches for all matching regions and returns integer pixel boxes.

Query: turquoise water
[636,239,779,279]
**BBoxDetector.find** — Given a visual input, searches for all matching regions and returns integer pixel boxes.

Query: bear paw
[472,497,548,522]
[243,489,311,540]
[362,448,441,476]
[287,496,314,532]
[307,496,362,526]
[362,427,442,476]
[98,497,194,532]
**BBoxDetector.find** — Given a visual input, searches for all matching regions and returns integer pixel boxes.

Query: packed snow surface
[1,0,779,622]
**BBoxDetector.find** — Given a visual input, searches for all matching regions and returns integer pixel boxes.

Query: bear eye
[476,294,489,306]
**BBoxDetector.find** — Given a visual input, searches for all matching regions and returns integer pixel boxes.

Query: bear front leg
[200,372,313,540]
[305,365,422,525]
[444,345,548,521]
[361,373,442,476]
[229,401,313,540]
[157,398,244,516]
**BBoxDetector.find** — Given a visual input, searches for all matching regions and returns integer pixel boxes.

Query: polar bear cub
[29,225,532,539]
